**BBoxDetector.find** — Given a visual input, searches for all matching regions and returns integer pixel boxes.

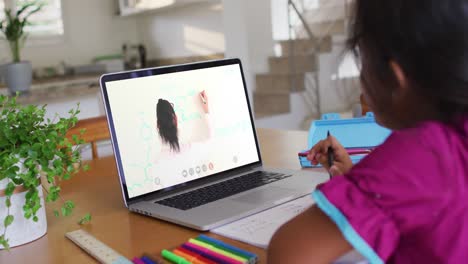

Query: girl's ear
[390,61,408,91]
[389,61,410,101]
[390,60,408,93]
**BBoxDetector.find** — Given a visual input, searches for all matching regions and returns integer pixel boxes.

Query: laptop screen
[103,61,260,199]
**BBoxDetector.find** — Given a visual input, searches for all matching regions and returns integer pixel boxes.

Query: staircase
[254,0,359,126]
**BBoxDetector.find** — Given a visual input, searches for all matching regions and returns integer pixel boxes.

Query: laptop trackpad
[231,187,295,204]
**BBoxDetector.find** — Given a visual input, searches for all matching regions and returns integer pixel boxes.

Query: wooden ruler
[65,229,133,264]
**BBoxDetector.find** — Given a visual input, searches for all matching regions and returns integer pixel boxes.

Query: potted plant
[0,1,43,95]
[0,95,91,249]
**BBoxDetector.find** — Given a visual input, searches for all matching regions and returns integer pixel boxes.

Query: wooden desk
[0,128,311,263]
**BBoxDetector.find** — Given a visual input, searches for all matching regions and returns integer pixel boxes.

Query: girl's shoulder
[388,116,468,154]
[348,116,468,194]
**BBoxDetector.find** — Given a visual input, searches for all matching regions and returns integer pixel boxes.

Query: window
[0,1,5,20]
[1,0,64,37]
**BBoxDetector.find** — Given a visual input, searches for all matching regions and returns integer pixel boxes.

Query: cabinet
[118,0,218,16]
[5,75,105,120]
[41,92,104,121]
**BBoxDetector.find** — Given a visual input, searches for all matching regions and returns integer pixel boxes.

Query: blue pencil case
[299,112,392,168]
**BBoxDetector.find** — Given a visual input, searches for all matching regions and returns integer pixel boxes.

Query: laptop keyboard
[155,171,292,210]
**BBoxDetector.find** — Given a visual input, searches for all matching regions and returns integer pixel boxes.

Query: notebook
[212,195,368,264]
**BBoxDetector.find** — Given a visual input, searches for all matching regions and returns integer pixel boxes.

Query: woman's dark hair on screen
[347,0,468,121]
[156,99,180,152]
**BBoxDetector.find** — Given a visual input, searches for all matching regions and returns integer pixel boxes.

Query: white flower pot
[5,61,32,95]
[0,179,47,249]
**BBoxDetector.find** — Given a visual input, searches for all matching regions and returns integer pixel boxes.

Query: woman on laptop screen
[156,98,180,152]
[156,90,210,153]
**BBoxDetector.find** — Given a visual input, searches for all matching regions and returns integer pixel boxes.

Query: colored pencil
[197,235,257,262]
[162,249,191,264]
[132,257,146,264]
[173,248,210,264]
[182,242,242,264]
[176,247,217,264]
[189,238,248,263]
[140,256,158,264]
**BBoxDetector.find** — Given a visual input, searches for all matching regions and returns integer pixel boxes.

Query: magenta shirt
[313,117,468,263]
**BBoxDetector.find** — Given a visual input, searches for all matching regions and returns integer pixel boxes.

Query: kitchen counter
[0,74,101,105]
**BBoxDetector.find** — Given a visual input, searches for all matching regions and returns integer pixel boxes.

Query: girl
[268,0,468,263]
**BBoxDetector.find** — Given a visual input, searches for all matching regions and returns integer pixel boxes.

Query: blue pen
[140,256,157,264]
[197,234,257,262]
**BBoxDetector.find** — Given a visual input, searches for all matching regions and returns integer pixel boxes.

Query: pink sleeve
[314,124,443,263]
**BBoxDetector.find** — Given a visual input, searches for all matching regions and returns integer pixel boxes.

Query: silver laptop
[100,58,328,230]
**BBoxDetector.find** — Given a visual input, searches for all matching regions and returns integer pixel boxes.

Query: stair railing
[287,0,351,122]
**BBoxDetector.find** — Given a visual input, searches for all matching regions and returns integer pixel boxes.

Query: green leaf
[83,164,90,172]
[27,149,38,159]
[61,207,70,217]
[6,198,11,208]
[61,200,75,216]
[48,186,60,202]
[33,216,38,222]
[52,159,62,169]
[63,173,71,180]
[4,215,14,227]
[64,200,75,209]
[32,142,42,151]
[24,211,32,219]
[78,213,92,225]
[0,235,10,250]
[53,210,59,217]
[5,182,15,196]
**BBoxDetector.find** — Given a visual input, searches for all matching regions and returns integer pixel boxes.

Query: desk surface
[0,128,311,263]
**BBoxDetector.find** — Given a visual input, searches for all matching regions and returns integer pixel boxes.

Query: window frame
[1,0,66,46]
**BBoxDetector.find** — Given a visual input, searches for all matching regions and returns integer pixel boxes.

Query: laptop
[99,58,328,230]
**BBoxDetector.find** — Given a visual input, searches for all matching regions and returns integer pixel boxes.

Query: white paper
[211,195,368,264]
[212,195,313,248]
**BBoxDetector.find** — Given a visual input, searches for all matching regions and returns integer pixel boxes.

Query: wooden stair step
[269,55,317,74]
[279,36,332,56]
[255,73,305,94]
[254,93,290,117]
[303,5,349,23]
[292,20,346,39]
[318,0,347,7]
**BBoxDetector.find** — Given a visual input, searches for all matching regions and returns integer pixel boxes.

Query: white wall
[222,0,275,104]
[0,1,225,68]
[136,2,225,59]
[0,0,140,68]
[255,92,313,130]
[318,36,360,113]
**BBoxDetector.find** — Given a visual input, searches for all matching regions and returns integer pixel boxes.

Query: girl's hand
[307,135,353,176]
[200,90,209,113]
